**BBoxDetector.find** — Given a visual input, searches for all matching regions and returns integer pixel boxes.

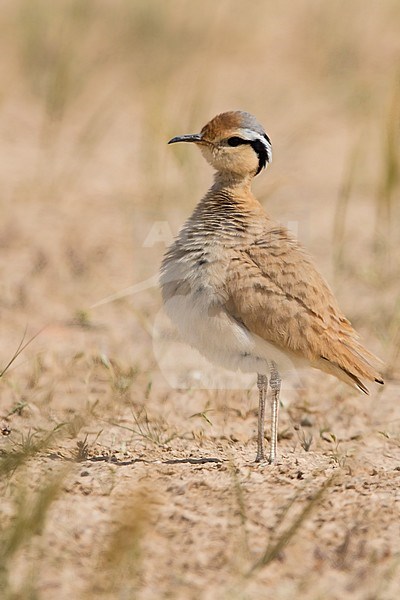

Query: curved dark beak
[168,133,202,145]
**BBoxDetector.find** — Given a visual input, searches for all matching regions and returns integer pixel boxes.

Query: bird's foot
[254,452,277,465]
[254,452,266,464]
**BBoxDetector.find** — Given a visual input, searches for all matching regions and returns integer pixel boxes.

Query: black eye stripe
[250,139,269,175]
[226,135,271,175]
[227,136,247,147]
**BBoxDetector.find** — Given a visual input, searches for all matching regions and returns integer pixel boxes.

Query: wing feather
[225,224,383,390]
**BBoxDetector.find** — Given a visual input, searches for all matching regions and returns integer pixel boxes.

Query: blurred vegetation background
[0,0,399,371]
[0,1,399,597]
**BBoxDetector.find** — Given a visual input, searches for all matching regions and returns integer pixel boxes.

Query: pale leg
[255,374,268,462]
[269,361,281,464]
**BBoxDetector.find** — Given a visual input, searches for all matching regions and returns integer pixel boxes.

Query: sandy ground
[0,1,400,598]
[1,352,399,599]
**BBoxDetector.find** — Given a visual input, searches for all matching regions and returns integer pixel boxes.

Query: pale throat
[212,170,255,194]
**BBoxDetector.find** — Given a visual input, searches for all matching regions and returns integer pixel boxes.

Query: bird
[160,110,384,464]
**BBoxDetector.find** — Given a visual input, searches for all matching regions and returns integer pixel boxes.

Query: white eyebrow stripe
[239,128,273,162]
[238,128,258,140]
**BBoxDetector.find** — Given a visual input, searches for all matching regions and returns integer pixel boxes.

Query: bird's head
[168,111,272,178]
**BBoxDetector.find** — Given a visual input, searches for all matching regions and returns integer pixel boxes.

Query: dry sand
[0,1,399,598]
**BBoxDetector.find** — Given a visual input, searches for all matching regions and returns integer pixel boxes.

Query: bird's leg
[268,361,281,464]
[255,373,268,462]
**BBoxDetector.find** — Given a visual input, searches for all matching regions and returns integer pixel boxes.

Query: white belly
[163,285,298,375]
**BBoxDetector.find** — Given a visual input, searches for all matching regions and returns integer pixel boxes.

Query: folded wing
[225,225,383,393]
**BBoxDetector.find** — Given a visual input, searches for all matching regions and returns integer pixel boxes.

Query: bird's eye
[227,136,245,147]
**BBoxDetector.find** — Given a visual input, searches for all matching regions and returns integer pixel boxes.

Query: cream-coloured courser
[161,111,384,464]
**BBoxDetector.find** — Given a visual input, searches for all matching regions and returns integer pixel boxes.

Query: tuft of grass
[74,436,90,461]
[71,431,102,461]
[16,0,98,126]
[0,471,66,597]
[70,309,92,329]
[0,425,64,478]
[228,462,250,562]
[5,401,28,418]
[95,353,139,401]
[297,428,313,452]
[189,408,215,427]
[320,430,349,467]
[0,329,42,380]
[386,309,400,378]
[246,475,335,575]
[332,134,364,278]
[374,76,400,268]
[109,406,179,448]
[88,489,154,597]
[0,475,63,560]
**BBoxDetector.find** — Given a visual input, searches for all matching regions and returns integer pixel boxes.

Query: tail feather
[317,337,384,394]
[342,340,384,373]
[342,368,370,395]
[318,357,370,394]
